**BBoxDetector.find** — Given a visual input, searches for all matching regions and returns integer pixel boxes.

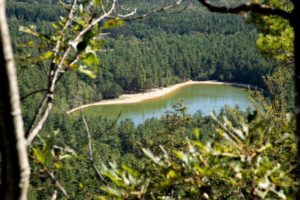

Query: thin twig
[118,0,186,21]
[20,89,47,101]
[45,168,70,199]
[81,112,104,180]
[101,112,121,136]
[53,145,77,155]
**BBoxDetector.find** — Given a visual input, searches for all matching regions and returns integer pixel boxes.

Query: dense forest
[0,0,296,199]
[7,0,274,107]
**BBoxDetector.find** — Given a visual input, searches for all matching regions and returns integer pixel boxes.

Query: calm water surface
[84,84,251,124]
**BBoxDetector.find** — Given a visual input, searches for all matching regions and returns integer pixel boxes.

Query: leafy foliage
[251,0,294,63]
[99,105,296,199]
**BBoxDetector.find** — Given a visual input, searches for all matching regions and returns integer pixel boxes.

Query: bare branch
[197,0,292,20]
[81,112,104,180]
[53,145,77,155]
[26,68,62,144]
[117,8,137,18]
[62,0,78,33]
[101,1,108,14]
[20,88,47,101]
[46,169,70,199]
[118,0,186,21]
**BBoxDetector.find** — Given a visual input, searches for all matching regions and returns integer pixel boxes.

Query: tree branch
[117,0,186,21]
[197,0,292,20]
[26,68,62,144]
[20,89,47,101]
[25,0,118,145]
[70,0,116,46]
[81,112,104,180]
[53,145,77,155]
[25,0,182,146]
[45,168,70,199]
[25,0,79,144]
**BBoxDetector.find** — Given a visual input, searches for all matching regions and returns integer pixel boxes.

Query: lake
[84,84,251,124]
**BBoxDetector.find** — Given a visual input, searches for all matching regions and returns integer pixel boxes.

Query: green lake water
[83,84,251,124]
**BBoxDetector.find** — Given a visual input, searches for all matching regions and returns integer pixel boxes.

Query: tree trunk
[292,1,300,198]
[0,0,30,199]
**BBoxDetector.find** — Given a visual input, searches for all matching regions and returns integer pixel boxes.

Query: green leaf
[52,22,61,31]
[79,65,96,79]
[100,186,123,197]
[167,170,177,179]
[103,19,124,29]
[59,154,73,160]
[79,4,83,14]
[82,52,99,66]
[142,148,160,164]
[79,182,84,190]
[19,26,50,42]
[116,19,124,26]
[72,24,81,32]
[33,147,45,165]
[194,128,200,140]
[122,164,140,178]
[93,0,101,7]
[174,151,189,164]
[54,162,62,170]
[39,51,54,61]
[103,19,116,29]
[19,25,38,36]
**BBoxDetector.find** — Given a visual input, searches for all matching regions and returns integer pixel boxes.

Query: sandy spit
[66,80,252,114]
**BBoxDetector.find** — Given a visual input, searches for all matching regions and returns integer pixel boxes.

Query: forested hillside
[7,0,273,109]
[2,0,296,199]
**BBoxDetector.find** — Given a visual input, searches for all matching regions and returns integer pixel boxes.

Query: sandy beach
[67,80,251,114]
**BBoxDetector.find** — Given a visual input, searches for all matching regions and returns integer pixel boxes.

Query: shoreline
[66,80,253,114]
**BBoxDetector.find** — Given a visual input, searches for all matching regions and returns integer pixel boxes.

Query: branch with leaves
[30,132,78,198]
[197,0,292,20]
[25,0,116,144]
[99,108,295,199]
[196,0,300,197]
[21,0,184,146]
